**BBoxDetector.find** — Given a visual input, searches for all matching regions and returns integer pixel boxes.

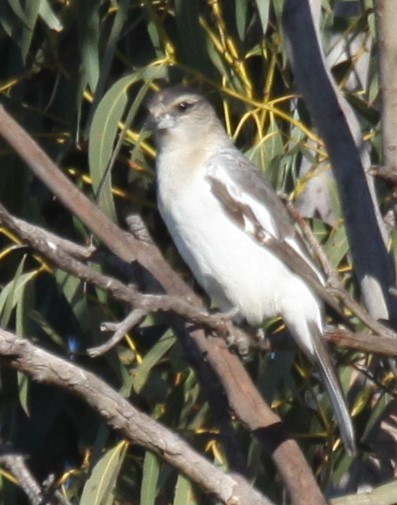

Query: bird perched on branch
[147,85,355,454]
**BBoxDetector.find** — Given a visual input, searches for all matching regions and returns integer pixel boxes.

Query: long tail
[308,321,356,455]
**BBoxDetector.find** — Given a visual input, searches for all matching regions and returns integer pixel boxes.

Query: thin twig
[0,449,45,505]
[89,308,147,356]
[286,201,397,339]
[284,200,340,285]
[13,217,95,260]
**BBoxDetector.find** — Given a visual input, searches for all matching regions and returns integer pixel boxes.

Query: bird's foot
[225,327,252,357]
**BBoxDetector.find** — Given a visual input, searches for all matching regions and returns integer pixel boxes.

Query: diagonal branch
[282,0,397,322]
[0,327,273,505]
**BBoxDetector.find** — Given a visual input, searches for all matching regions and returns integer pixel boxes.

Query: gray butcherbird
[147,85,355,454]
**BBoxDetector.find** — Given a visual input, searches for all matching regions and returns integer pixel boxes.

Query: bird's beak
[146,104,175,131]
[156,114,176,130]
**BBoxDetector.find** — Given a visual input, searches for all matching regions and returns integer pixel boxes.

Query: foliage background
[0,0,394,504]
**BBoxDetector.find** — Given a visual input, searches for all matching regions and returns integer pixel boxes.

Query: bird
[147,84,356,454]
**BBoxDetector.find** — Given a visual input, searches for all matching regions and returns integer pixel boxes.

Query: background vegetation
[0,0,396,504]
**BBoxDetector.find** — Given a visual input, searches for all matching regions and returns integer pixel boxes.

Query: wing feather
[308,321,356,454]
[207,150,293,239]
[206,150,345,315]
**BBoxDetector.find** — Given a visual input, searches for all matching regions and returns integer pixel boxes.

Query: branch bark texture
[282,0,397,321]
[375,0,397,173]
[0,328,273,505]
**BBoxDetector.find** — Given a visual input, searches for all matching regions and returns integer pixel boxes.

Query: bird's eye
[176,101,193,113]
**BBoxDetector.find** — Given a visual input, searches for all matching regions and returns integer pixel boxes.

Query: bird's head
[147,85,228,150]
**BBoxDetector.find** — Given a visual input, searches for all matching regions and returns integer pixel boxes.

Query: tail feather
[309,321,356,455]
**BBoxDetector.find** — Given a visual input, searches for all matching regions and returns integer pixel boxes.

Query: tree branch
[282,0,397,322]
[0,327,273,505]
[375,0,397,174]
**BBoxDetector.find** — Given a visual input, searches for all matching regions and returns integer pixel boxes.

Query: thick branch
[326,328,397,357]
[282,0,397,321]
[0,328,272,505]
[254,327,397,358]
[375,0,397,174]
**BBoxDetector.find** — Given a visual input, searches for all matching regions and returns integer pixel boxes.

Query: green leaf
[30,310,66,348]
[253,0,270,34]
[235,0,249,41]
[77,0,100,91]
[88,74,137,220]
[85,0,129,133]
[361,390,390,443]
[146,18,165,60]
[17,371,30,416]
[88,66,164,220]
[173,473,198,505]
[20,0,40,60]
[130,328,176,394]
[80,441,128,505]
[174,0,213,77]
[55,270,90,330]
[246,117,284,174]
[6,0,29,25]
[38,0,63,31]
[0,256,37,327]
[16,271,35,337]
[323,224,349,268]
[140,451,160,505]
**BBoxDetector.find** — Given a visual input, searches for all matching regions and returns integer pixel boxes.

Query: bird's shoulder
[204,148,294,239]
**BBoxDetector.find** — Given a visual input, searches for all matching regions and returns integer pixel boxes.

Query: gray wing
[206,149,319,273]
[208,150,294,240]
[205,149,344,314]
